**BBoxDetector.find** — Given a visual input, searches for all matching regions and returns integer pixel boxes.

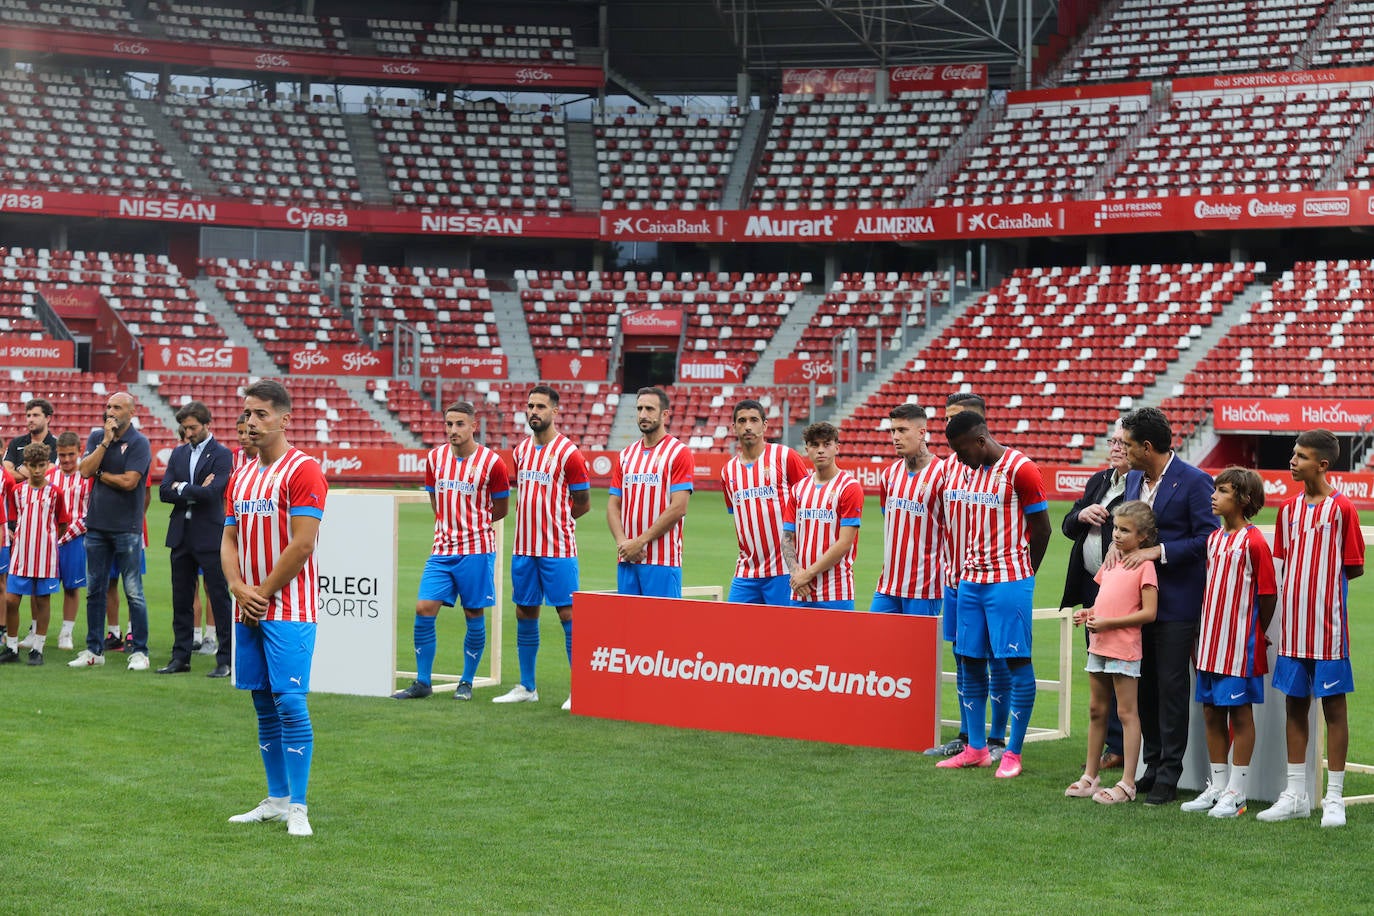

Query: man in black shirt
[3,398,58,481]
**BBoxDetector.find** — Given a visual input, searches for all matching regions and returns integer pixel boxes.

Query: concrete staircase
[336,376,424,447]
[341,113,394,206]
[746,289,828,384]
[563,120,603,212]
[608,396,641,450]
[129,381,180,439]
[488,288,539,381]
[189,277,279,377]
[722,107,771,210]
[130,97,216,194]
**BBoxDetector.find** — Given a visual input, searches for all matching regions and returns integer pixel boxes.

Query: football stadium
[3,0,1374,910]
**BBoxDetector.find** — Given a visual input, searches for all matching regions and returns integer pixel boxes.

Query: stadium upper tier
[340,265,500,354]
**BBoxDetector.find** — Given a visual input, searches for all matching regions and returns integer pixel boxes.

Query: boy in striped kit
[493,385,589,709]
[0,442,70,665]
[50,431,90,651]
[394,401,510,702]
[223,380,328,838]
[936,409,1050,778]
[1259,429,1366,827]
[1180,467,1275,818]
[785,422,863,611]
[607,387,693,598]
[722,398,807,606]
[872,403,944,615]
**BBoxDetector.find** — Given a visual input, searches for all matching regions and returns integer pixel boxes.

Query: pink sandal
[1065,774,1101,798]
[1093,781,1137,805]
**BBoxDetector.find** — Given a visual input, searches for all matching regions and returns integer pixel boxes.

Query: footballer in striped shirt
[872,403,945,615]
[721,398,806,607]
[784,422,863,611]
[50,431,91,650]
[494,385,590,707]
[607,387,694,599]
[1,442,70,664]
[221,381,328,835]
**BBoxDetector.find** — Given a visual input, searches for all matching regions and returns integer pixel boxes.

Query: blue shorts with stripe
[955,577,1035,659]
[791,598,856,611]
[1195,670,1265,706]
[511,554,579,608]
[870,593,942,616]
[942,585,958,643]
[234,619,316,693]
[58,536,87,590]
[8,574,58,596]
[1272,655,1354,698]
[729,574,792,606]
[617,563,681,599]
[419,553,496,610]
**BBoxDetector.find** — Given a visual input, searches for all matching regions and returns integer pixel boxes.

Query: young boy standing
[1258,430,1366,827]
[785,422,864,611]
[49,431,90,651]
[1180,468,1276,818]
[1,442,70,665]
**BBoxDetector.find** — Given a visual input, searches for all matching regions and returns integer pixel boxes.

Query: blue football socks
[462,614,486,683]
[1007,662,1037,755]
[414,614,437,685]
[252,689,289,800]
[962,657,989,749]
[275,692,314,806]
[988,658,1012,743]
[517,617,540,691]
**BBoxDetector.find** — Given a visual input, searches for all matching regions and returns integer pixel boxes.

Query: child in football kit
[1179,468,1275,818]
[1258,429,1366,827]
[1065,501,1157,804]
[1,443,70,665]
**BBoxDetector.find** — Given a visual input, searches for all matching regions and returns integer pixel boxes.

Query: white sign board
[311,492,398,697]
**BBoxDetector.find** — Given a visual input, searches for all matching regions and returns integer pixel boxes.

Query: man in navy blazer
[1119,406,1218,805]
[157,402,235,677]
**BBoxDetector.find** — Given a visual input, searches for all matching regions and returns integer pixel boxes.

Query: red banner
[773,357,836,385]
[540,353,608,381]
[0,26,603,90]
[888,63,988,94]
[572,593,940,752]
[1006,81,1151,106]
[289,346,393,376]
[1213,399,1374,434]
[781,67,878,96]
[39,285,104,316]
[143,343,249,374]
[678,358,747,384]
[0,337,74,368]
[622,308,684,336]
[414,352,508,379]
[1172,65,1374,95]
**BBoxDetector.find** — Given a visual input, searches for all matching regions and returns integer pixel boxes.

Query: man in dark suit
[157,402,235,678]
[1119,406,1218,805]
[1059,421,1131,768]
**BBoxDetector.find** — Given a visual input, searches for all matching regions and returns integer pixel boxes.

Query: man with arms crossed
[872,403,945,615]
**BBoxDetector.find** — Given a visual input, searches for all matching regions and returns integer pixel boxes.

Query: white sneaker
[127,651,150,671]
[287,804,313,837]
[1208,789,1248,818]
[198,636,218,656]
[68,650,105,668]
[1180,782,1224,812]
[58,634,74,651]
[228,797,289,824]
[1257,789,1311,822]
[492,685,539,704]
[1321,796,1347,828]
[561,695,572,711]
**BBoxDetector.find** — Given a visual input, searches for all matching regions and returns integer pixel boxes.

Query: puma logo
[286,746,306,756]
[289,675,302,686]
[259,743,270,752]
[1007,643,1020,652]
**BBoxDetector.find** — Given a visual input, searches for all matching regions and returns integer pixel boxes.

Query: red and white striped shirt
[224,447,328,623]
[232,447,255,471]
[722,443,808,579]
[876,457,947,599]
[937,453,970,589]
[8,479,69,578]
[787,471,864,602]
[955,448,1047,584]
[513,433,588,558]
[1197,525,1276,677]
[48,467,91,544]
[610,435,694,567]
[1273,491,1366,660]
[426,443,510,557]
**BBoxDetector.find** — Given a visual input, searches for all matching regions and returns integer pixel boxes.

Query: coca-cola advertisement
[415,353,508,379]
[144,343,249,374]
[541,353,608,381]
[289,345,394,376]
[621,309,685,336]
[781,67,878,96]
[678,358,747,384]
[774,357,836,385]
[1213,399,1374,434]
[888,63,988,94]
[0,337,74,369]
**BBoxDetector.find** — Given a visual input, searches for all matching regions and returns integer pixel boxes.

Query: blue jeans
[85,529,148,655]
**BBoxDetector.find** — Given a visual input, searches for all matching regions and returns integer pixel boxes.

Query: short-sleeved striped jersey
[224,447,328,623]
[425,443,511,557]
[1273,491,1366,660]
[955,448,1047,584]
[786,471,864,602]
[609,435,694,567]
[48,467,91,544]
[876,456,946,599]
[8,480,69,578]
[938,453,970,589]
[1197,525,1276,676]
[513,433,589,558]
[232,447,255,471]
[722,443,808,579]
[0,467,13,548]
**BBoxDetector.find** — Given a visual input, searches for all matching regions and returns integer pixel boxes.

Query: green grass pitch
[9,488,1374,914]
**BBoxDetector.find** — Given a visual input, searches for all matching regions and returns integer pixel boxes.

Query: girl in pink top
[1065,500,1159,804]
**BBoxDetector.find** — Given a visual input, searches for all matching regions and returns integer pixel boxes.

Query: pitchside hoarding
[1213,398,1374,434]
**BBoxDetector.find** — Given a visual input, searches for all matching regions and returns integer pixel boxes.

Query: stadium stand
[0,0,138,32]
[594,105,741,208]
[367,19,576,63]
[1060,0,1324,83]
[0,70,190,197]
[791,272,948,370]
[1314,0,1374,68]
[156,374,393,447]
[151,2,347,51]
[163,94,362,205]
[372,100,571,213]
[342,264,499,352]
[666,384,816,451]
[844,262,1258,464]
[751,94,981,209]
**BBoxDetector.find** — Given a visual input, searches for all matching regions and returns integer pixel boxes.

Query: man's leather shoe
[1099,752,1125,770]
[206,664,231,678]
[1144,783,1177,806]
[156,659,191,674]
[1136,771,1156,794]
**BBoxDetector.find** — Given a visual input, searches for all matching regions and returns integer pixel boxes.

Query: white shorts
[1085,651,1141,678]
